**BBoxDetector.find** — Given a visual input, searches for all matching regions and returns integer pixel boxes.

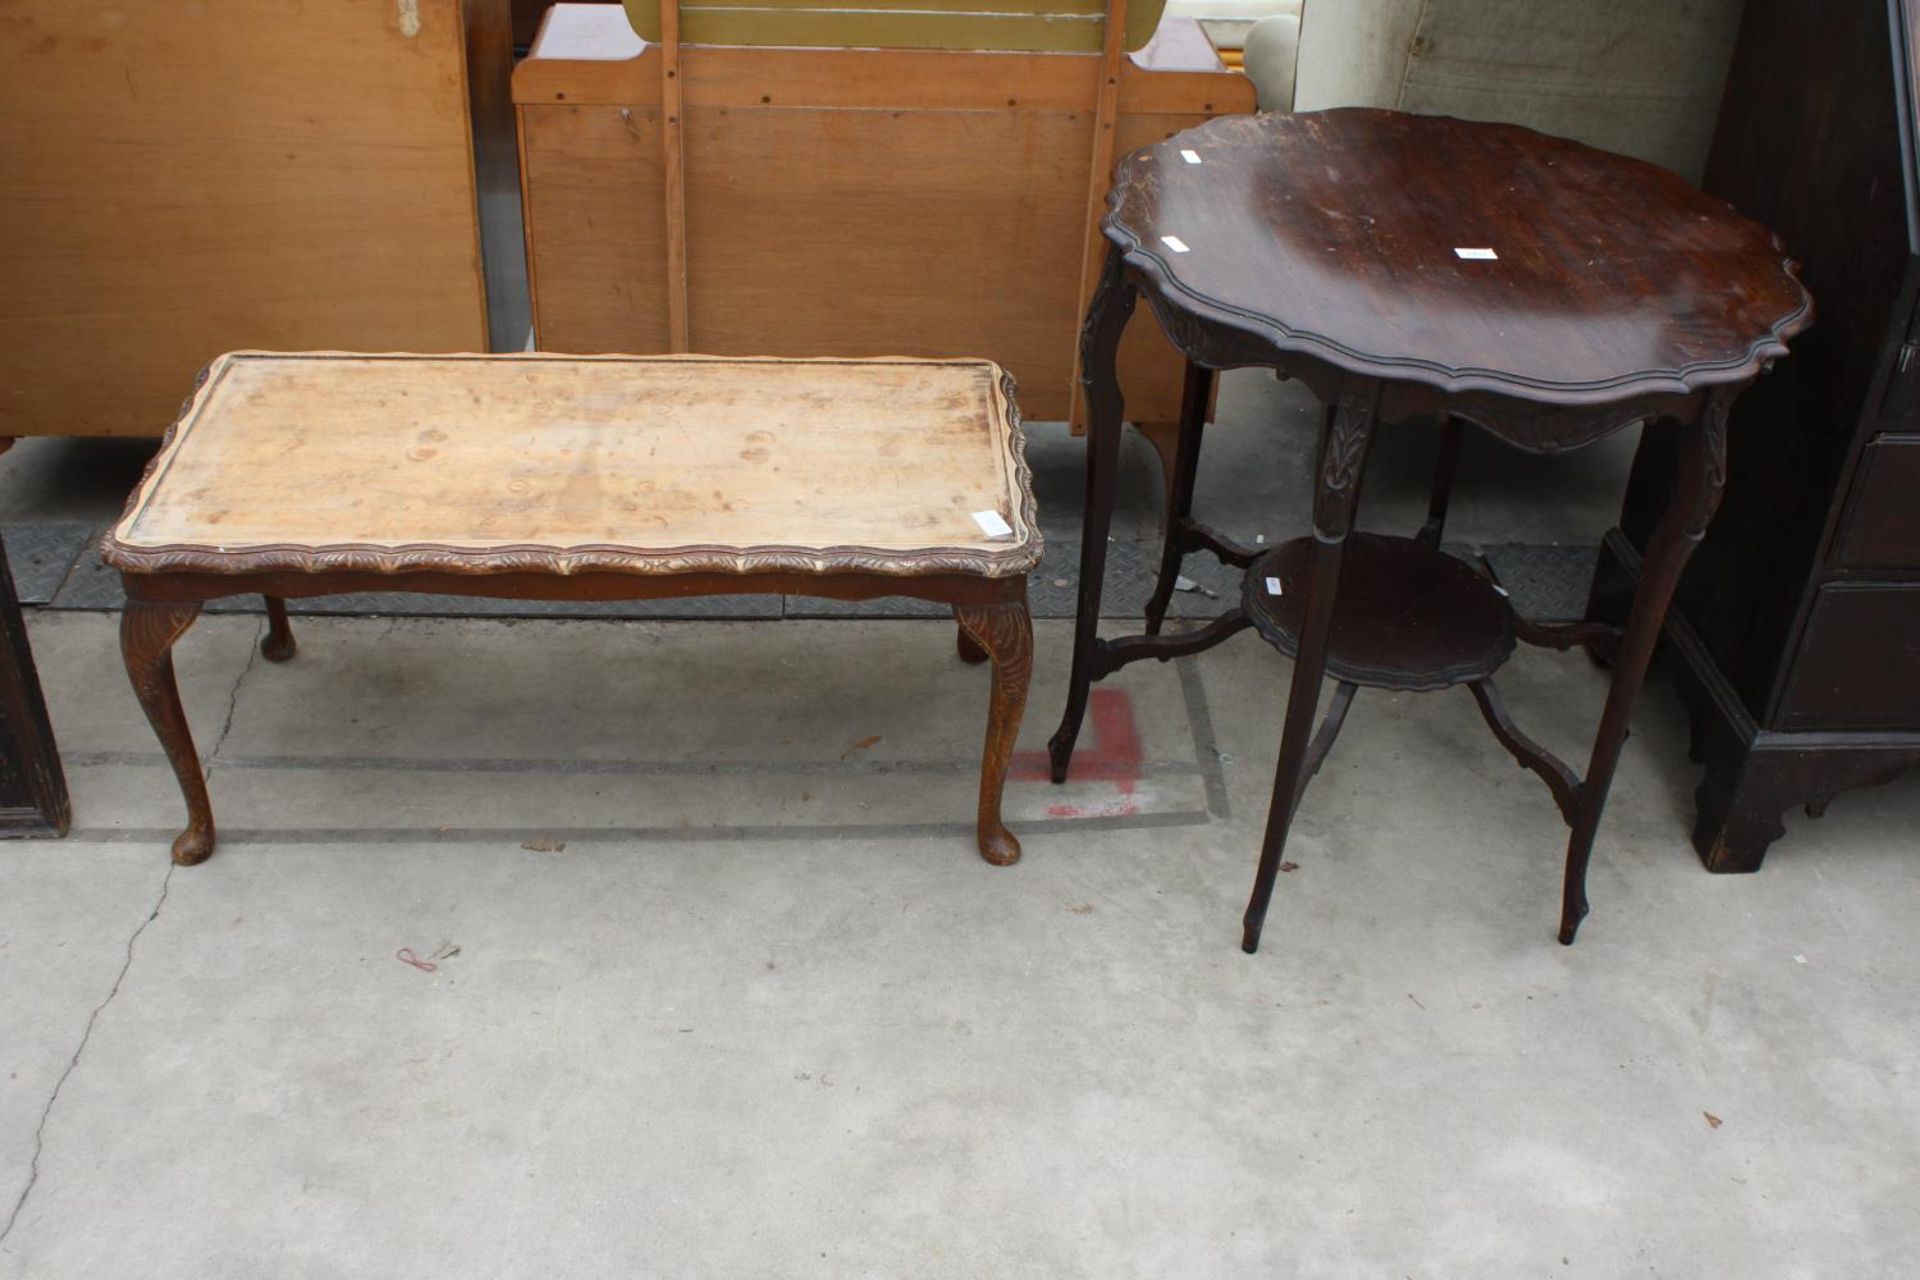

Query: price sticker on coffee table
[972,509,1013,538]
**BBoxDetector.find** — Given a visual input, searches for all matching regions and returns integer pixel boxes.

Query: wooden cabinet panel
[1835,434,1920,570]
[1780,584,1920,729]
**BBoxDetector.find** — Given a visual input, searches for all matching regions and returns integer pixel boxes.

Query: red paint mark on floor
[1012,689,1144,817]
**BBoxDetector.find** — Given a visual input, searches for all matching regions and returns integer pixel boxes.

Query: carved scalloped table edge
[1099,119,1816,437]
[99,359,1044,584]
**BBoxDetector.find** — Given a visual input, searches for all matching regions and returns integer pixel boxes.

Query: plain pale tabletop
[105,352,1040,578]
[1106,109,1813,400]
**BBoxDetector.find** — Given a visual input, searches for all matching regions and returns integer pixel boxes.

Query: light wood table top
[104,352,1040,579]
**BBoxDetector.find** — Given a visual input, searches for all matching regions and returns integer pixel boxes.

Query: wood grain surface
[105,353,1040,578]
[513,4,1253,424]
[1105,110,1812,401]
[0,0,488,438]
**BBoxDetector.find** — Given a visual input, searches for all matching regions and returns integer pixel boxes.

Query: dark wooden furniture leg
[1557,401,1728,943]
[955,611,989,664]
[120,599,215,864]
[1144,359,1215,635]
[0,531,70,837]
[1242,386,1378,953]
[1049,246,1138,782]
[957,589,1034,866]
[1416,417,1465,548]
[261,595,296,662]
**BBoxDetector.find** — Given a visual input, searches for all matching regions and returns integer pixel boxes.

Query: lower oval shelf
[1243,533,1515,692]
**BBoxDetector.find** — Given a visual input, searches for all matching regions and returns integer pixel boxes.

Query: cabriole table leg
[1144,359,1215,636]
[958,590,1034,866]
[954,613,989,665]
[1242,386,1379,954]
[1049,246,1139,782]
[1558,400,1729,944]
[261,594,297,662]
[120,599,215,865]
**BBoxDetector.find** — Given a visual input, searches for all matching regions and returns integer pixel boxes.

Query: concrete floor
[3,374,1918,1275]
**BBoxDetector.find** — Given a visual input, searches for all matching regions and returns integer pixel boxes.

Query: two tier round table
[1047,109,1812,951]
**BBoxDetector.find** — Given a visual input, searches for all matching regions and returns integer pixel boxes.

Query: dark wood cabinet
[0,530,69,838]
[1591,0,1920,870]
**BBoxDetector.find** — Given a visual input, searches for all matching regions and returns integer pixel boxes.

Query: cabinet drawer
[1780,583,1920,729]
[1835,435,1920,569]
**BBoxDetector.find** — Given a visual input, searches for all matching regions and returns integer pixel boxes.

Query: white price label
[971,509,1013,538]
[1180,149,1203,164]
[1265,576,1284,596]
[1160,235,1191,254]
[1454,247,1499,260]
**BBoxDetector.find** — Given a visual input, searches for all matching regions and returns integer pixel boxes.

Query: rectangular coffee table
[102,352,1040,867]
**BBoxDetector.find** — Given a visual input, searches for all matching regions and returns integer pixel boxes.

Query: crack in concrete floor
[0,866,173,1247]
[0,619,261,1246]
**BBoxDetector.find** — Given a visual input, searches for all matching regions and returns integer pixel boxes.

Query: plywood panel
[685,106,1090,416]
[514,8,1255,424]
[520,104,670,353]
[523,100,1215,421]
[0,0,488,438]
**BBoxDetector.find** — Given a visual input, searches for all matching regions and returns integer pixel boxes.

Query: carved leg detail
[1144,361,1214,636]
[954,612,990,665]
[957,594,1034,866]
[1050,245,1138,783]
[1243,386,1378,954]
[261,595,296,662]
[120,600,215,865]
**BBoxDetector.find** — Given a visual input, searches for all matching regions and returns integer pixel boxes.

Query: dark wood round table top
[1106,109,1813,403]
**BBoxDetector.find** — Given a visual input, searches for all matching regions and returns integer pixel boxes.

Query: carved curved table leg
[1144,360,1215,636]
[954,611,989,665]
[1050,246,1138,782]
[1558,400,1728,944]
[120,600,215,865]
[1243,386,1378,954]
[261,595,297,662]
[957,592,1034,866]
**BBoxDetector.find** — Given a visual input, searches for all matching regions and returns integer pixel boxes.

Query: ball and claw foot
[977,824,1022,867]
[171,823,215,866]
